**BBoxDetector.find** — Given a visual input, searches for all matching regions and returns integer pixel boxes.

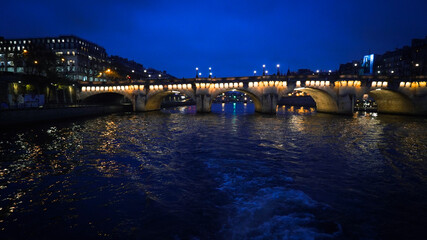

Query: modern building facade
[0,35,173,82]
[0,35,110,81]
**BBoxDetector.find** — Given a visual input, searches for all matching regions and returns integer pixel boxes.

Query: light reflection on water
[0,103,426,239]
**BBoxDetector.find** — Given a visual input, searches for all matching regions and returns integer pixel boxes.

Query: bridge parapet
[75,77,427,115]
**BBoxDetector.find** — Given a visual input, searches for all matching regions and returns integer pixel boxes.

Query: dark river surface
[0,103,426,240]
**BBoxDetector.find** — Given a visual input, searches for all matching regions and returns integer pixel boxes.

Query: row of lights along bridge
[195,65,282,78]
[194,65,333,78]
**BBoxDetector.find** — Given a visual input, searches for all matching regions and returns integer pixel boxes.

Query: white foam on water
[206,158,341,239]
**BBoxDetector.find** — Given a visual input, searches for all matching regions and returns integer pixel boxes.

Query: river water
[0,103,426,240]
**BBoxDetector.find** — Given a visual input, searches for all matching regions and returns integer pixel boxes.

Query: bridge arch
[145,89,195,111]
[367,89,415,114]
[288,87,339,113]
[210,88,263,112]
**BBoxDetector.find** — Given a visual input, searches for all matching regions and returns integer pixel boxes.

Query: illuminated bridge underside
[77,78,427,115]
[144,89,195,111]
[298,88,339,113]
[368,89,416,114]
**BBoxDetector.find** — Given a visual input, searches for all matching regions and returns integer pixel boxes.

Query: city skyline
[1,0,427,78]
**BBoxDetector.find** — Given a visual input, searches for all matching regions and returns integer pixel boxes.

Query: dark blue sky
[1,0,426,77]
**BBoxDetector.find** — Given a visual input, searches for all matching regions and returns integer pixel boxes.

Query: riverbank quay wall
[0,73,77,110]
[77,75,427,115]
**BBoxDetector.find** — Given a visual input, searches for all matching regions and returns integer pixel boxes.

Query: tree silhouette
[23,43,59,78]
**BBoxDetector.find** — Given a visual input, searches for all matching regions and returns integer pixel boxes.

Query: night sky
[1,0,426,78]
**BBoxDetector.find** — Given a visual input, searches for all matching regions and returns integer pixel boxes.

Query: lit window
[52,39,55,43]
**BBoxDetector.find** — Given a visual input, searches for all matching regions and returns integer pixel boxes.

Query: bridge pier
[336,94,355,115]
[196,94,212,113]
[133,93,147,112]
[260,93,278,114]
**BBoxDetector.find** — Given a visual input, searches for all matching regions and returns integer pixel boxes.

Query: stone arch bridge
[77,76,427,115]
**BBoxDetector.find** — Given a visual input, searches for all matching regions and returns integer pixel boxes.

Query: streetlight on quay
[276,64,280,76]
[195,67,199,78]
[253,70,257,76]
[262,64,266,76]
[209,67,212,78]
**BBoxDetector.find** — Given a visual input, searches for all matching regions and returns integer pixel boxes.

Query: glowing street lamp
[262,64,266,76]
[196,67,199,78]
[253,70,257,76]
[276,64,280,75]
[209,67,212,78]
[265,70,268,75]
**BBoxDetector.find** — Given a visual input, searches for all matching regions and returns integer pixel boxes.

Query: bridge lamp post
[199,72,202,78]
[263,64,266,76]
[265,70,268,75]
[196,67,199,78]
[254,70,257,76]
[209,67,212,78]
[276,64,280,76]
